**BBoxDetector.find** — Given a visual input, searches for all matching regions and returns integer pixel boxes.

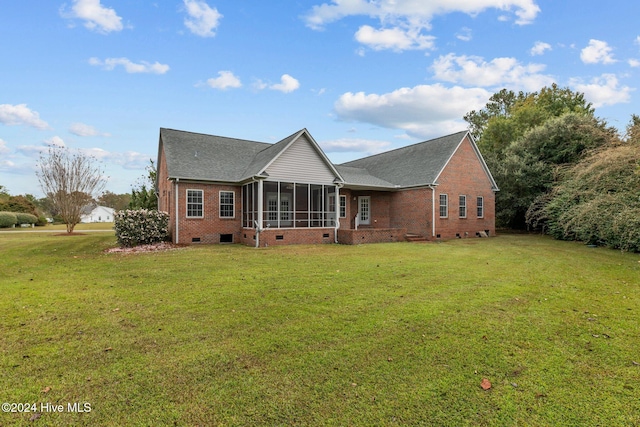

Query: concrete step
[405,233,428,242]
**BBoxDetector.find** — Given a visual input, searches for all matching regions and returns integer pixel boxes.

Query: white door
[358,196,370,225]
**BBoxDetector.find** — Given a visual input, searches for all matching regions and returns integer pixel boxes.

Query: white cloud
[304,0,540,52]
[183,0,222,37]
[0,139,10,154]
[320,138,392,154]
[89,57,170,74]
[431,53,554,91]
[355,25,435,51]
[569,74,633,107]
[629,59,640,68]
[205,71,242,90]
[456,27,472,42]
[305,0,540,29]
[69,122,110,137]
[62,0,124,34]
[580,39,616,64]
[334,84,492,139]
[269,74,300,93]
[0,104,50,130]
[530,41,551,56]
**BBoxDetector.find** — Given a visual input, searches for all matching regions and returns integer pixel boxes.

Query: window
[186,189,203,218]
[220,191,234,218]
[439,194,448,218]
[459,195,467,218]
[339,195,347,218]
[477,196,484,218]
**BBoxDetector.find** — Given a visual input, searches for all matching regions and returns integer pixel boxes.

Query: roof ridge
[161,127,270,146]
[340,130,468,165]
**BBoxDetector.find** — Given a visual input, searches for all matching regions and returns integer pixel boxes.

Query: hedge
[0,211,18,228]
[15,212,38,225]
[114,209,169,247]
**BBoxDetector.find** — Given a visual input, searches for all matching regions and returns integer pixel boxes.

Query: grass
[0,222,115,232]
[1,233,639,426]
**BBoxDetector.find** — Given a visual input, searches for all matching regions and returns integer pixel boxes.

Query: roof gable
[341,131,468,187]
[260,130,342,184]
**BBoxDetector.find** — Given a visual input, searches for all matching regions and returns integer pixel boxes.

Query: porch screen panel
[263,181,278,227]
[242,182,257,228]
[295,183,309,228]
[310,184,323,227]
[325,186,336,227]
[280,182,294,227]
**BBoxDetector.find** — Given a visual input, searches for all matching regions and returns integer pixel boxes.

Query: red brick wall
[432,136,496,239]
[173,183,242,244]
[157,146,174,237]
[389,188,431,236]
[337,228,407,244]
[341,189,392,228]
[239,228,335,246]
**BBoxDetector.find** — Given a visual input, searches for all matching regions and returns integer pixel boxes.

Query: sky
[1,0,639,197]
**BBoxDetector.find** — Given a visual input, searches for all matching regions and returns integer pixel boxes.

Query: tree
[129,159,158,210]
[98,191,131,211]
[493,113,615,228]
[466,84,595,161]
[36,146,106,233]
[465,84,597,228]
[0,194,39,216]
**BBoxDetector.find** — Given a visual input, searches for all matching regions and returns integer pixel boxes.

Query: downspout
[334,183,342,243]
[255,179,264,248]
[429,185,436,238]
[175,178,179,244]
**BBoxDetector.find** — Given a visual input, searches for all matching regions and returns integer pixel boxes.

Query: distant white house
[80,205,115,223]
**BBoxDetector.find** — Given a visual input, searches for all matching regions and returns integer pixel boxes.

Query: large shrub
[0,211,18,228]
[114,209,169,247]
[15,212,38,225]
[527,142,640,252]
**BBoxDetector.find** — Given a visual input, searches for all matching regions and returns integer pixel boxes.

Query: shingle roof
[334,165,396,188]
[160,128,271,182]
[339,131,469,187]
[159,128,496,191]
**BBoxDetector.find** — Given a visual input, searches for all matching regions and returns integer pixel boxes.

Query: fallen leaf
[481,378,491,390]
[42,386,51,393]
[632,361,639,366]
[351,383,357,387]
[387,357,393,362]
[112,308,120,312]
[30,413,42,421]
[104,347,113,352]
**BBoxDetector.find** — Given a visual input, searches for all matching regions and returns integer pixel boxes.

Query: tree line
[465,83,640,251]
[1,149,158,232]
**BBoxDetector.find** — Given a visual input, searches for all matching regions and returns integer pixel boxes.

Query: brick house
[156,128,498,246]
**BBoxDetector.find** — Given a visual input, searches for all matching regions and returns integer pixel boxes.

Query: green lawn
[1,233,639,426]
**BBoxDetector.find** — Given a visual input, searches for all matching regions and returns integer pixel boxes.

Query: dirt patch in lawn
[104,242,184,254]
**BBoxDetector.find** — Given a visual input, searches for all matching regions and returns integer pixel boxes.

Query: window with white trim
[439,194,448,218]
[477,196,484,218]
[459,195,467,218]
[219,191,234,218]
[339,195,346,218]
[186,189,203,218]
